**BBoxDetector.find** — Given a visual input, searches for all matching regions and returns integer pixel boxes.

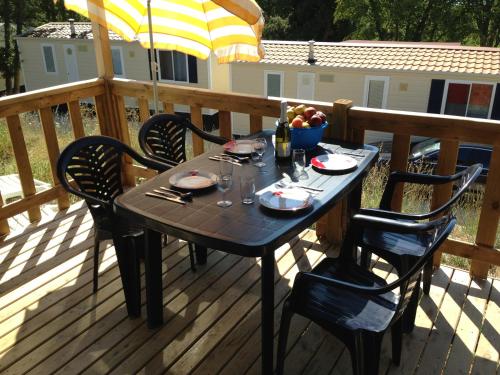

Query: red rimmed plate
[223,139,254,155]
[311,154,358,173]
[259,188,313,212]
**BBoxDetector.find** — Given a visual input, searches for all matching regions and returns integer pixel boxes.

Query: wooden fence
[0,77,498,278]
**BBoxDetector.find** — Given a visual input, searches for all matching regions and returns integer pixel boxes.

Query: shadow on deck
[0,204,498,374]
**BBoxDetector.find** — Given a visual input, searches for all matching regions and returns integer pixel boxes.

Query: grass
[0,106,497,276]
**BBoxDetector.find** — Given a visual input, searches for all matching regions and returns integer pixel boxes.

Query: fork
[220,154,249,162]
[159,186,193,200]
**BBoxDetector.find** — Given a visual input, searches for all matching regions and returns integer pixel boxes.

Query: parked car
[372,138,491,183]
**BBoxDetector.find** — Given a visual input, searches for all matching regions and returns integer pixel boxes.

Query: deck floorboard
[0,205,497,374]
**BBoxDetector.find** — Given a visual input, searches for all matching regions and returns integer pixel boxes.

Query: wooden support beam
[68,100,85,139]
[389,134,411,211]
[39,107,70,211]
[163,102,174,114]
[190,105,204,156]
[441,239,500,266]
[114,95,135,187]
[218,111,232,139]
[472,145,500,278]
[6,115,42,222]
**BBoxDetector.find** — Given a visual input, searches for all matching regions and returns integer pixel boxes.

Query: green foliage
[261,0,500,46]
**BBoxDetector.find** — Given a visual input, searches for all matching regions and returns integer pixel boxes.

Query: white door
[297,72,315,100]
[63,45,79,82]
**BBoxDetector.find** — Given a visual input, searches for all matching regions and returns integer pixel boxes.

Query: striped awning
[63,0,265,63]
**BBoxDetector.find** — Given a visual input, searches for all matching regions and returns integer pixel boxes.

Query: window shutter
[188,55,198,83]
[427,79,445,113]
[491,83,500,120]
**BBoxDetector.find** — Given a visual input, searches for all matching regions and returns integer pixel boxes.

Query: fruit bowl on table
[290,121,328,150]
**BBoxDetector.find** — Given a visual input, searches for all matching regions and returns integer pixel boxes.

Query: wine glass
[252,138,267,168]
[217,156,233,207]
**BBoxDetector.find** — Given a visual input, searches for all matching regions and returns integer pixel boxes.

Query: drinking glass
[293,148,307,180]
[240,175,256,204]
[217,156,233,207]
[252,138,267,168]
[217,174,233,207]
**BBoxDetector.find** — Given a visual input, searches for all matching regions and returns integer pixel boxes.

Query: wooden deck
[0,204,498,375]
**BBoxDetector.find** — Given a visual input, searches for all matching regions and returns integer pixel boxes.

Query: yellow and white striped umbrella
[63,0,265,63]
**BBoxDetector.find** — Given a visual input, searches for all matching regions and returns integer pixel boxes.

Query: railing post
[190,105,204,156]
[218,110,232,139]
[431,140,459,269]
[316,99,353,243]
[472,145,500,278]
[388,134,411,211]
[6,114,42,222]
[0,193,9,236]
[249,114,263,135]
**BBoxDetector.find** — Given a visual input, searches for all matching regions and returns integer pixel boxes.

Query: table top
[114,133,378,257]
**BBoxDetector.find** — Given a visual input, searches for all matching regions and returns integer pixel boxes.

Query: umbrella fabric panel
[63,0,264,63]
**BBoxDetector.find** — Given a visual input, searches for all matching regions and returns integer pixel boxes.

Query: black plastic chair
[138,113,229,165]
[56,135,182,314]
[138,113,229,264]
[276,213,456,375]
[356,163,482,331]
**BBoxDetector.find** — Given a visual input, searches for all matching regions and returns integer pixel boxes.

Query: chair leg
[188,242,196,272]
[422,258,433,295]
[350,332,383,375]
[93,236,100,294]
[359,249,372,270]
[276,300,294,375]
[403,276,421,333]
[391,318,403,365]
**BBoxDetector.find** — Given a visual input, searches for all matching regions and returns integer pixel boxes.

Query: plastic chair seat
[293,258,399,333]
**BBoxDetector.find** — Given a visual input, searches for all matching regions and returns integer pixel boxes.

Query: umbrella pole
[147,0,159,114]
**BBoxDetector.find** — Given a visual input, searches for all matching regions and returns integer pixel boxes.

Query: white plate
[169,170,217,190]
[259,188,313,212]
[311,154,358,172]
[223,139,254,155]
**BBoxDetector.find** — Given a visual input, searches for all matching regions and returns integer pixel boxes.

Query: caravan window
[442,81,496,119]
[41,44,57,74]
[111,47,125,77]
[157,50,198,83]
[265,71,284,97]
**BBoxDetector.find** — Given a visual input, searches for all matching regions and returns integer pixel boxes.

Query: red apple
[303,107,317,121]
[309,114,323,127]
[291,117,303,128]
[316,111,327,123]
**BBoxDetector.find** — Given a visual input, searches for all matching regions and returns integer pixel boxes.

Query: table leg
[144,228,163,328]
[194,244,207,265]
[261,252,275,375]
[112,234,141,318]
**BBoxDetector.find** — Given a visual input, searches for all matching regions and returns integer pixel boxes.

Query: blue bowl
[290,121,328,150]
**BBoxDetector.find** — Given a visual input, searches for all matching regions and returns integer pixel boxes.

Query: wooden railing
[0,77,498,279]
[0,78,106,232]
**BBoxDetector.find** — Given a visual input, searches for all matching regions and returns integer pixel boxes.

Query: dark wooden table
[114,132,378,374]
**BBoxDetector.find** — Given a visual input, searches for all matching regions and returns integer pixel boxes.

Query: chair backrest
[380,163,482,219]
[138,114,229,164]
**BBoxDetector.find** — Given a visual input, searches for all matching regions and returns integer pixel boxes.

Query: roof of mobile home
[19,22,500,75]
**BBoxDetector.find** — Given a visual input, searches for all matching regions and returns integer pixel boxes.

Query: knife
[145,192,187,204]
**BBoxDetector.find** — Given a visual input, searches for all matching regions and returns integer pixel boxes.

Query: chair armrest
[186,120,229,145]
[358,207,432,221]
[125,147,177,172]
[380,171,455,209]
[350,213,442,234]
